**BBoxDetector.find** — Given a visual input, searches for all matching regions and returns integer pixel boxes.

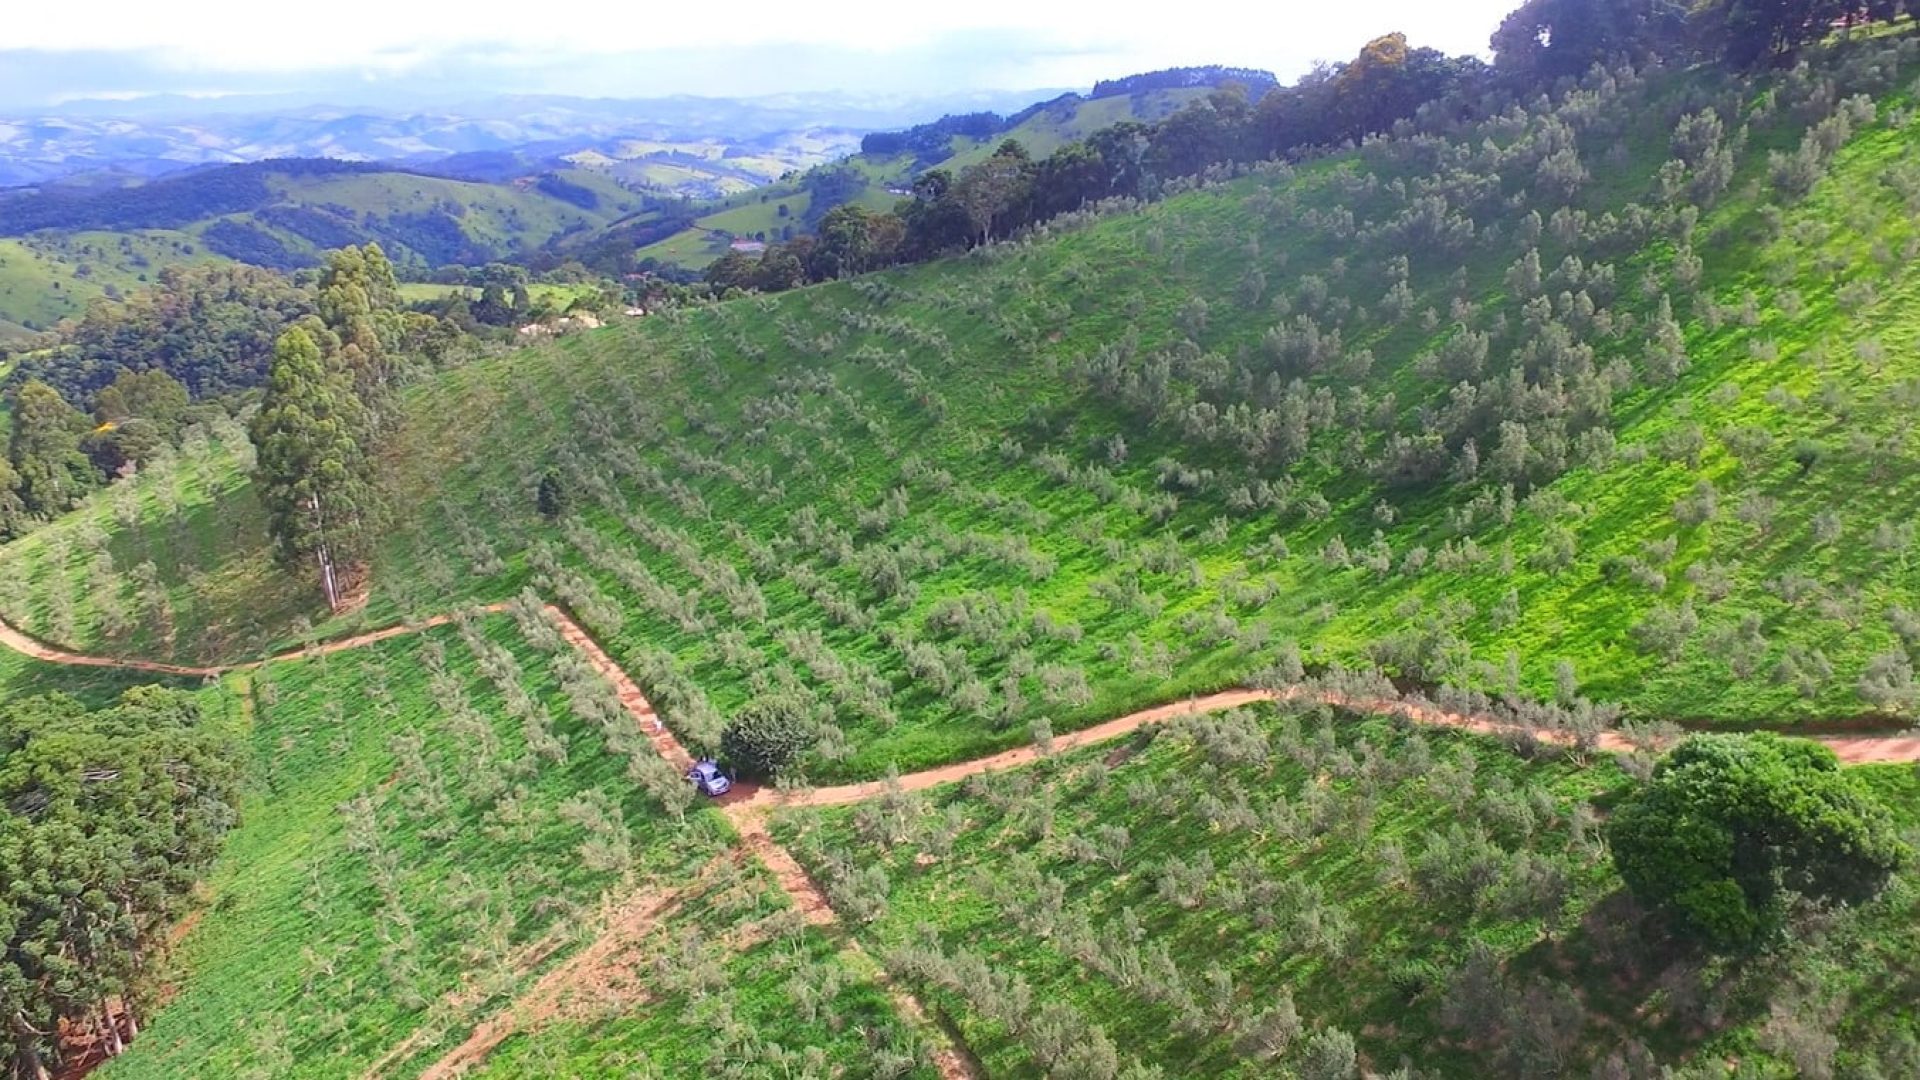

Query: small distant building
[728,238,767,254]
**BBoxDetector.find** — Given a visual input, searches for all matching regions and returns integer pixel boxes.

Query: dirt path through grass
[0,616,223,677]
[0,604,511,678]
[412,886,684,1080]
[12,596,1917,1079]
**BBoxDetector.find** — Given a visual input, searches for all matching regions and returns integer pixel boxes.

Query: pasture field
[10,41,1920,786]
[101,607,928,1078]
[775,701,1920,1077]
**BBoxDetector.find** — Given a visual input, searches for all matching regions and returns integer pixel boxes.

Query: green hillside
[0,419,311,665]
[0,231,219,331]
[101,612,934,1079]
[617,88,1219,274]
[776,701,1920,1076]
[356,42,1920,761]
[937,88,1212,172]
[15,37,1920,740]
[11,23,1920,1080]
[0,163,643,328]
[634,183,903,270]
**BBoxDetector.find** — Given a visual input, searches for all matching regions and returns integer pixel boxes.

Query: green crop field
[359,42,1920,778]
[0,418,321,665]
[773,701,1920,1075]
[17,40,1920,771]
[100,606,932,1079]
[7,27,1920,1080]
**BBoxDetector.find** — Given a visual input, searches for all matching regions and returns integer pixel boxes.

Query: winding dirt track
[0,605,511,679]
[9,600,1918,1080]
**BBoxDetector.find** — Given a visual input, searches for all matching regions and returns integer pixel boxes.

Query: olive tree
[720,695,817,780]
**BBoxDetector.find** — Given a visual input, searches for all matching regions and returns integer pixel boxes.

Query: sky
[0,0,1520,112]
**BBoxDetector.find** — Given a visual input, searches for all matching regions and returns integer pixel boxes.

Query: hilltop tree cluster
[711,0,1913,295]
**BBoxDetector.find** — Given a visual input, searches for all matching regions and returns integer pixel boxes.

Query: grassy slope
[100,611,927,1078]
[358,49,1918,778]
[631,188,817,269]
[106,612,928,1079]
[0,646,200,709]
[937,88,1211,172]
[0,168,636,327]
[13,47,1920,770]
[466,874,937,1079]
[0,230,220,329]
[0,423,321,665]
[624,90,1207,273]
[773,702,1920,1077]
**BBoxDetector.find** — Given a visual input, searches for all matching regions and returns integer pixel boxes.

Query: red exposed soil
[414,886,684,1080]
[545,606,693,771]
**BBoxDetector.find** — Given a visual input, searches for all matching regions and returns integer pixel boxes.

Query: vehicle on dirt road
[686,759,733,796]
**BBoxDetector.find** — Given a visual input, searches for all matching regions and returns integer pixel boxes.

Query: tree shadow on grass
[0,652,201,710]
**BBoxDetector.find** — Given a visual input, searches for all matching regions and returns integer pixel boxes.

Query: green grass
[630,189,821,269]
[354,39,1920,782]
[102,613,711,1077]
[105,609,931,1079]
[937,88,1211,172]
[397,282,601,307]
[0,421,324,665]
[774,702,1920,1077]
[0,231,219,329]
[0,646,202,708]
[466,876,937,1079]
[22,39,1920,757]
[18,38,1920,777]
[13,39,1920,1078]
[0,167,641,325]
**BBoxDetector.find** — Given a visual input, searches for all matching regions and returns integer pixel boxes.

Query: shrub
[535,468,570,520]
[720,695,817,780]
[1607,734,1908,951]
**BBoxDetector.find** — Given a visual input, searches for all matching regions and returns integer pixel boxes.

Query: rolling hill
[7,21,1920,1080]
[585,70,1273,273]
[0,159,643,329]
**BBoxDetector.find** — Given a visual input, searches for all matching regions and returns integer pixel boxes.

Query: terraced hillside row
[778,698,1920,1077]
[104,603,937,1080]
[315,41,1920,777]
[12,42,1920,783]
[0,418,311,664]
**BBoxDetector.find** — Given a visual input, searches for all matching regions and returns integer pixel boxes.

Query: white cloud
[2,0,1511,82]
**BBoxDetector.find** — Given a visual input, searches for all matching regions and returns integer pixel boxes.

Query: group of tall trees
[1,366,213,538]
[250,245,401,610]
[0,687,244,1079]
[0,245,418,592]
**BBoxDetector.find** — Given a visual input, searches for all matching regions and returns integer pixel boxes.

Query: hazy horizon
[0,0,1515,114]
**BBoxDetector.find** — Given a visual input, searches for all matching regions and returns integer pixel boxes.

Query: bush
[536,468,570,520]
[720,696,817,780]
[1607,733,1908,951]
